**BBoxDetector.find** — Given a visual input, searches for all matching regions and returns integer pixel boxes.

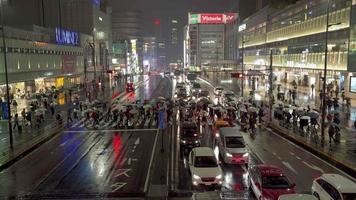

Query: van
[217,127,249,165]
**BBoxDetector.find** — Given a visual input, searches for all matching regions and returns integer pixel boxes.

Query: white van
[217,127,249,165]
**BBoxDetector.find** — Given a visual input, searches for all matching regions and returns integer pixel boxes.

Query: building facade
[184,13,237,71]
[239,0,356,98]
[0,26,93,99]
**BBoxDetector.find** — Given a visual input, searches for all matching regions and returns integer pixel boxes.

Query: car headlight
[215,133,220,138]
[216,174,222,179]
[243,153,249,157]
[193,174,201,180]
[181,140,186,144]
[199,89,201,92]
[226,152,233,157]
[195,140,199,144]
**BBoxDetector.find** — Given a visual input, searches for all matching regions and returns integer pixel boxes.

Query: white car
[214,87,224,96]
[312,174,356,200]
[188,147,223,189]
[217,127,249,165]
[279,194,318,200]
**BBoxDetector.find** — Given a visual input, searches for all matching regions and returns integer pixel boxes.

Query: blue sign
[92,0,101,6]
[158,110,165,130]
[55,28,79,46]
[1,102,9,120]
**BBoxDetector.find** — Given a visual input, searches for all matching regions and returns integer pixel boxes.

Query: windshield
[225,137,245,148]
[342,193,356,200]
[194,156,218,168]
[262,176,292,189]
[192,83,201,88]
[182,128,198,138]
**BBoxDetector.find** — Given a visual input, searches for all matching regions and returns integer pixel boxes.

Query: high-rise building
[184,13,238,71]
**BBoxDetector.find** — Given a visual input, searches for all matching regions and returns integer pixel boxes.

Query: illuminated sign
[225,13,238,23]
[350,76,356,93]
[55,28,79,46]
[189,13,238,24]
[200,13,224,24]
[238,24,246,32]
[189,14,200,24]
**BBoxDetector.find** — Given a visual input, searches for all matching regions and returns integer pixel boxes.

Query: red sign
[200,13,224,24]
[225,13,237,23]
[61,55,76,74]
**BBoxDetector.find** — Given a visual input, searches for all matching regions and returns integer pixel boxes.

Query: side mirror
[291,183,296,188]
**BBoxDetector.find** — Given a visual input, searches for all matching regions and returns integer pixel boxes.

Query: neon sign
[55,28,79,46]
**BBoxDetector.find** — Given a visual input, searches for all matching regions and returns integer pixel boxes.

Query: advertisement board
[200,13,224,24]
[350,76,356,93]
[225,13,238,23]
[189,14,200,24]
[62,55,76,74]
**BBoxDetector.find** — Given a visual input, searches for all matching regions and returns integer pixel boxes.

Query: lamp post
[238,24,247,97]
[0,0,13,148]
[320,0,342,146]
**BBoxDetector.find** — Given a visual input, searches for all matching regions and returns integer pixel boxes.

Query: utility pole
[0,0,13,148]
[321,0,331,146]
[269,49,273,126]
[241,31,244,98]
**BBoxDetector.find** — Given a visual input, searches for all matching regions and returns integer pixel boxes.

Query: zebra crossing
[67,116,159,130]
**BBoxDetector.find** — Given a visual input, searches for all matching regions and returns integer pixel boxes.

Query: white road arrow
[302,161,325,173]
[111,182,127,192]
[127,158,138,165]
[134,138,140,145]
[114,168,131,178]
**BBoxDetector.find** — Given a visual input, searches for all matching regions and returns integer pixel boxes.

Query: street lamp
[238,24,247,97]
[320,0,342,146]
[0,0,13,148]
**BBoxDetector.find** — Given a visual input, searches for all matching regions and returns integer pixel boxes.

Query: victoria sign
[189,13,238,24]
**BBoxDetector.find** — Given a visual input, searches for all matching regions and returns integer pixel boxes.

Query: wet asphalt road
[172,76,355,197]
[0,75,172,199]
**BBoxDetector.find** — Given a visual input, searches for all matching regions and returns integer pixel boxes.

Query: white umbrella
[300,116,311,120]
[157,96,166,100]
[248,107,257,113]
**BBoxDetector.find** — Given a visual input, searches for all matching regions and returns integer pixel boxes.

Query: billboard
[200,13,224,24]
[189,13,238,24]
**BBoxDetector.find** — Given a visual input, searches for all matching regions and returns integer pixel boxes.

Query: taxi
[213,120,231,138]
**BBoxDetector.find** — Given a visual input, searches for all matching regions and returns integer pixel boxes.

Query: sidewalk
[202,72,356,178]
[0,77,124,171]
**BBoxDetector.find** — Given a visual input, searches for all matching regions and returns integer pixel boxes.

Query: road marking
[302,161,325,173]
[282,161,298,174]
[277,156,282,160]
[127,158,138,165]
[111,182,127,192]
[265,127,356,182]
[296,156,301,160]
[144,129,159,192]
[114,168,131,178]
[63,128,158,133]
[290,152,295,156]
[272,152,277,156]
[134,138,140,145]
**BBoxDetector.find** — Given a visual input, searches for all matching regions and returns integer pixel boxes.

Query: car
[214,87,224,96]
[213,120,231,138]
[278,194,318,200]
[188,147,223,189]
[180,122,200,154]
[312,174,356,200]
[221,91,237,103]
[249,165,296,200]
[125,82,134,93]
[191,82,202,95]
[217,127,249,165]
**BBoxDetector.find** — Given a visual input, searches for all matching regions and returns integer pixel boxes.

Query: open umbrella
[329,110,339,114]
[248,107,257,113]
[306,111,319,118]
[300,116,311,121]
[240,107,247,112]
[157,96,166,100]
[226,106,236,111]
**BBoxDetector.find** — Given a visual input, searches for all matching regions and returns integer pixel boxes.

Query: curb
[270,124,356,179]
[0,123,66,172]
